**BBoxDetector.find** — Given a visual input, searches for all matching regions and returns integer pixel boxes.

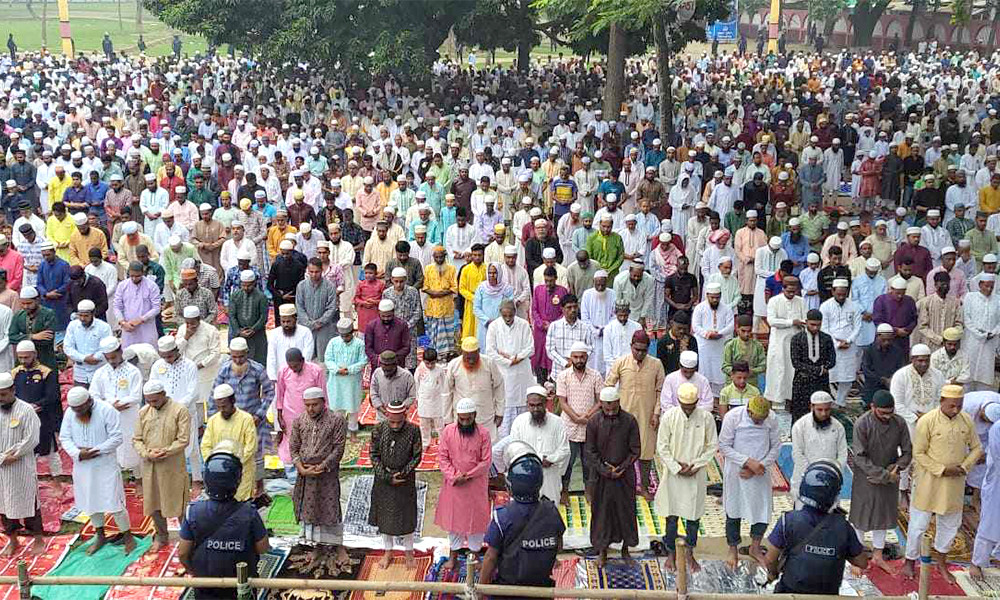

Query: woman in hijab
[649,232,682,333]
[669,174,698,245]
[472,262,513,350]
[700,228,734,281]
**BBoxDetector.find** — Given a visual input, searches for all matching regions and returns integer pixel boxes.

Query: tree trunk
[40,0,47,47]
[653,22,674,139]
[905,0,924,46]
[118,0,124,30]
[516,37,531,73]
[823,15,836,37]
[135,0,143,29]
[603,22,627,117]
[850,0,889,46]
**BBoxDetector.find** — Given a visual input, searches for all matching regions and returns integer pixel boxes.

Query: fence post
[918,533,931,600]
[465,551,477,600]
[236,562,252,600]
[16,560,29,600]
[676,538,689,600]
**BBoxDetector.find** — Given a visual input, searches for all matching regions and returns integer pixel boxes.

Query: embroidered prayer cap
[456,398,477,414]
[911,344,931,357]
[19,286,38,300]
[504,245,518,256]
[67,386,90,407]
[213,384,235,400]
[906,227,922,236]
[890,278,907,290]
[461,337,479,352]
[679,351,698,368]
[832,279,849,288]
[941,384,963,399]
[391,267,408,279]
[807,253,820,264]
[986,254,999,264]
[143,380,165,395]
[678,382,699,405]
[183,305,201,319]
[810,391,834,405]
[303,387,324,401]
[705,282,722,294]
[278,304,297,317]
[229,337,249,352]
[599,387,620,403]
[747,396,770,418]
[594,270,608,280]
[866,258,881,271]
[385,399,408,415]
[378,299,395,312]
[72,212,88,225]
[0,373,11,390]
[570,341,590,354]
[15,340,34,353]
[77,299,96,312]
[768,236,782,249]
[876,323,894,334]
[99,336,120,354]
[942,327,963,341]
[158,335,178,352]
[337,318,353,333]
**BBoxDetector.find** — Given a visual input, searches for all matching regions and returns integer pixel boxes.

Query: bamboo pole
[919,534,932,600]
[676,539,689,600]
[16,560,29,600]
[236,562,251,600]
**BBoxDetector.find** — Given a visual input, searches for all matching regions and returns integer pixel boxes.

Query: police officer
[177,444,269,600]
[763,460,868,594]
[480,441,565,594]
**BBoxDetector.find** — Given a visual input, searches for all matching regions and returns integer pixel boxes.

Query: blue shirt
[86,181,110,222]
[36,257,71,331]
[63,318,112,383]
[782,231,811,275]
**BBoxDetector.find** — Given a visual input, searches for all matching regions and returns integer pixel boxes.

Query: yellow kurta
[458,261,486,339]
[47,175,72,206]
[605,354,665,460]
[423,262,457,319]
[653,406,718,520]
[912,408,983,514]
[45,214,78,262]
[200,409,257,502]
[133,400,191,518]
[266,225,298,259]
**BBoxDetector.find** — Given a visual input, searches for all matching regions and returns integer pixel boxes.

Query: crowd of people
[0,39,998,595]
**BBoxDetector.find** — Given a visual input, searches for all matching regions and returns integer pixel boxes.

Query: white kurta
[963,291,1000,385]
[58,400,127,515]
[485,316,535,410]
[653,406,718,520]
[765,294,806,403]
[0,303,11,373]
[890,365,946,428]
[790,415,848,499]
[508,411,570,502]
[602,318,642,375]
[820,297,862,383]
[754,246,787,317]
[581,288,617,375]
[920,224,951,267]
[265,325,316,381]
[89,361,144,470]
[719,406,781,524]
[176,321,221,405]
[0,400,40,519]
[691,300,735,388]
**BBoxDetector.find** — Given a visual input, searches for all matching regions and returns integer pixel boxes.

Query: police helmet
[204,446,243,501]
[504,440,543,502]
[798,460,843,512]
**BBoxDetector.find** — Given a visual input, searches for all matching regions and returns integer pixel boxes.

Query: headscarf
[709,228,731,245]
[479,261,511,298]
[669,174,697,207]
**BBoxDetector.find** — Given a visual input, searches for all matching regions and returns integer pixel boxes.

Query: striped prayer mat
[33,535,154,600]
[348,551,434,600]
[557,495,704,538]
[179,549,288,600]
[0,534,76,600]
[106,542,184,600]
[956,568,1000,597]
[79,485,155,538]
[345,439,439,471]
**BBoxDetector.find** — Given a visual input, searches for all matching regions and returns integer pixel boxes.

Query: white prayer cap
[236,246,254,261]
[213,384,235,400]
[849,219,861,227]
[624,214,637,223]
[895,207,907,217]
[98,336,121,355]
[72,212,87,226]
[866,257,881,270]
[986,403,1000,423]
[832,278,849,288]
[599,387,620,402]
[875,220,887,227]
[199,203,212,212]
[67,386,90,408]
[378,299,395,312]
[788,218,800,227]
[229,337,249,352]
[530,209,543,218]
[183,305,201,319]
[279,304,298,316]
[15,340,35,353]
[906,227,922,236]
[600,213,614,223]
[391,267,408,279]
[837,221,849,231]
[122,221,139,234]
[679,351,698,368]
[0,373,11,390]
[542,247,557,259]
[504,245,518,256]
[807,253,820,263]
[606,193,617,203]
[876,323,894,334]
[526,385,548,397]
[890,278,908,290]
[983,273,997,282]
[363,176,374,185]
[778,171,789,181]
[279,240,294,251]
[570,203,581,214]
[175,186,187,194]
[456,397,477,414]
[143,380,165,395]
[239,269,258,283]
[659,233,671,243]
[810,136,819,143]
[810,390,834,405]
[594,270,608,279]
[158,335,177,352]
[746,210,758,218]
[303,387,325,401]
[144,173,156,181]
[941,246,956,255]
[168,235,182,248]
[768,236,782,249]
[337,317,354,333]
[19,286,38,300]
[77,299,96,313]
[911,344,932,357]
[570,341,590,354]
[705,282,722,294]
[986,254,998,263]
[927,209,941,217]
[959,239,972,248]
[38,241,54,251]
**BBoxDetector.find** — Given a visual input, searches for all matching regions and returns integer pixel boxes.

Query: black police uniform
[179,499,267,600]
[484,498,566,598]
[767,506,864,595]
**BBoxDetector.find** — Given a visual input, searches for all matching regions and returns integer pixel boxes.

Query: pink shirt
[275,361,326,463]
[925,265,967,300]
[434,422,492,535]
[660,370,714,413]
[0,249,23,291]
[555,366,603,442]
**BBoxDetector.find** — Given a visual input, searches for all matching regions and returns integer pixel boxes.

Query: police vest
[496,500,563,587]
[188,500,260,582]
[778,511,855,595]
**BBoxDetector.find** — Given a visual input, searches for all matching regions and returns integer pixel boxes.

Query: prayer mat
[706,454,723,485]
[38,480,75,534]
[337,437,365,468]
[582,557,666,590]
[357,396,420,426]
[715,450,788,491]
[552,557,580,600]
[556,495,703,538]
[33,535,153,600]
[776,443,853,500]
[657,559,764,595]
[265,454,284,471]
[0,534,76,600]
[866,559,965,596]
[278,544,365,582]
[956,568,1000,597]
[179,548,288,600]
[105,542,184,600]
[424,553,481,600]
[79,486,155,538]
[347,550,434,600]
[348,439,439,471]
[36,450,73,477]
[898,505,974,561]
[342,475,427,538]
[266,494,302,536]
[700,494,794,538]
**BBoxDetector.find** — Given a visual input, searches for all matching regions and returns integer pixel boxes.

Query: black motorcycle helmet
[504,440,544,503]
[204,449,243,502]
[798,460,843,513]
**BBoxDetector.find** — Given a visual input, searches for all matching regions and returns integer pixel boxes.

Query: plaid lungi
[426,316,458,355]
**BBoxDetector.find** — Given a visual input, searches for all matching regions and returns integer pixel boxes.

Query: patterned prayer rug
[556,495,704,538]
[956,568,1000,597]
[424,553,481,600]
[347,551,434,600]
[700,494,794,538]
[106,542,184,600]
[277,544,365,583]
[358,396,420,426]
[347,439,439,471]
[337,437,365,468]
[266,495,302,536]
[79,485,155,538]
[38,480,75,534]
[582,557,666,590]
[898,505,974,561]
[36,450,73,477]
[33,535,153,600]
[179,549,288,600]
[0,534,76,600]
[866,559,965,596]
[342,475,427,538]
[715,450,789,491]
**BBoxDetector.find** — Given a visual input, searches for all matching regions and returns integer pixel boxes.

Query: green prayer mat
[266,494,301,535]
[33,535,153,600]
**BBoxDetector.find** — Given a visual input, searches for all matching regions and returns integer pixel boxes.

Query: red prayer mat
[349,550,434,600]
[79,486,155,538]
[38,481,74,534]
[714,451,789,492]
[105,542,184,600]
[866,560,965,597]
[553,557,580,600]
[358,396,420,426]
[350,439,439,471]
[36,450,73,477]
[0,534,76,600]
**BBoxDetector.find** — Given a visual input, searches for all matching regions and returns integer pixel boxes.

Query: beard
[530,411,547,426]
[461,356,481,372]
[0,402,11,412]
[813,414,832,429]
[458,422,477,436]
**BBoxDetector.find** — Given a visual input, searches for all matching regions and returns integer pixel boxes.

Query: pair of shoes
[253,493,273,509]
